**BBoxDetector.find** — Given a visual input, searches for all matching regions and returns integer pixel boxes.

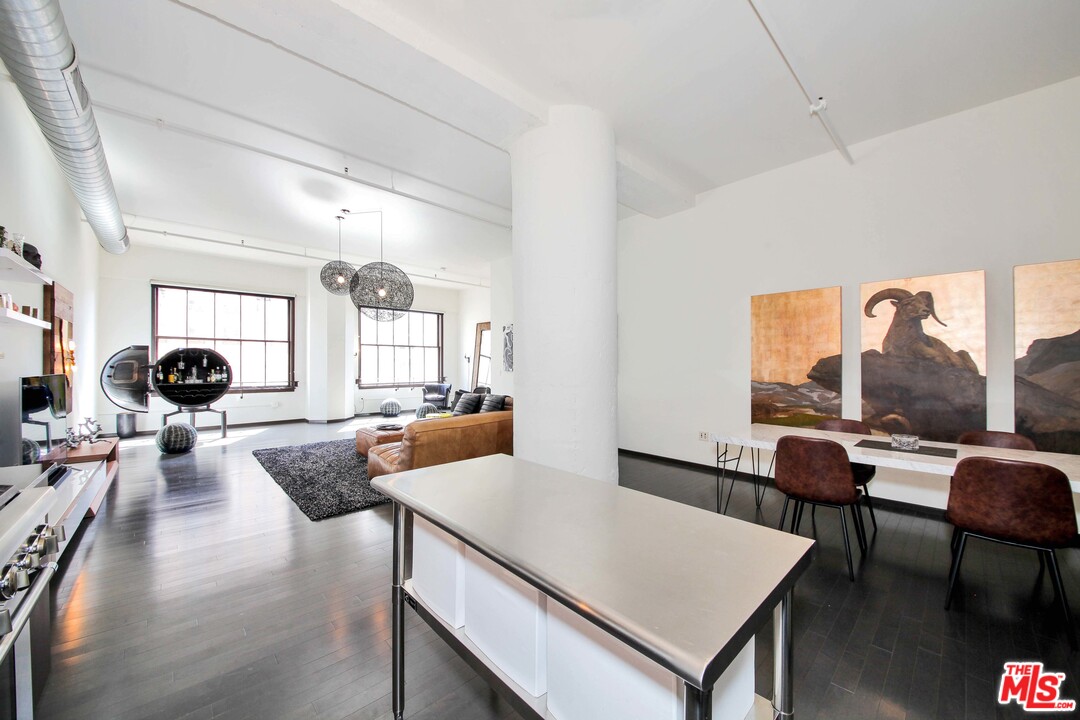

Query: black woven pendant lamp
[349,211,413,321]
[319,214,354,295]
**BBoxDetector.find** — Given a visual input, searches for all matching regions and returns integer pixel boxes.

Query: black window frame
[151,283,297,393]
[356,308,444,389]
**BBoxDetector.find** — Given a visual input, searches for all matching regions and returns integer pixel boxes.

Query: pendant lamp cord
[336,215,344,261]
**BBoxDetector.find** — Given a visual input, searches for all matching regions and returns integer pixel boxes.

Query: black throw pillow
[452,393,483,416]
[479,395,506,413]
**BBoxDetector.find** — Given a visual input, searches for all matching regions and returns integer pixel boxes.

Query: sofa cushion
[367,442,402,479]
[452,392,483,416]
[479,394,506,413]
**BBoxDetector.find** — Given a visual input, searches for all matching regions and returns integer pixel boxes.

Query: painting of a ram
[857,271,987,441]
[751,286,842,427]
[1014,258,1080,454]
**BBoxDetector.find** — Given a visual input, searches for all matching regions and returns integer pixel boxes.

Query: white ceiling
[47,0,1080,282]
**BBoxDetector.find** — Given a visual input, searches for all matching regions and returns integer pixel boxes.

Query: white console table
[372,454,814,720]
[710,424,1080,514]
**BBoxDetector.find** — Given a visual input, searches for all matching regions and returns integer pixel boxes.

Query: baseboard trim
[618,448,947,520]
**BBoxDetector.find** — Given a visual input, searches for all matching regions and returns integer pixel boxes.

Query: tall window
[358,309,443,388]
[152,284,296,391]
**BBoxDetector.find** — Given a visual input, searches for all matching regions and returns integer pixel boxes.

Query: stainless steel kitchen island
[371,453,814,720]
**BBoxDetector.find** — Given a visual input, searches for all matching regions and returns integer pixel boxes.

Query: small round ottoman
[380,398,402,417]
[157,422,198,454]
[415,402,437,419]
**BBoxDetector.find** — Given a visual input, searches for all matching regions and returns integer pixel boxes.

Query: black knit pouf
[156,423,198,454]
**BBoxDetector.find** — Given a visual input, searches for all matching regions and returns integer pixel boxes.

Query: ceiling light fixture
[319,213,356,295]
[347,210,414,322]
[747,0,854,164]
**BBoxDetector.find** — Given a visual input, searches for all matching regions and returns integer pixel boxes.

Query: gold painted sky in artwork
[751,286,842,386]
[860,270,986,374]
[1014,258,1080,358]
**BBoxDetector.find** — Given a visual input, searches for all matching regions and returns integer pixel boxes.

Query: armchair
[421,383,452,409]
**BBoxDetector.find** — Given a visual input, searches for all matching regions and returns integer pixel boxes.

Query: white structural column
[511,106,618,483]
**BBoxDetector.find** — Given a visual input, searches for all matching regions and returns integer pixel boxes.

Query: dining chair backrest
[947,456,1076,548]
[956,430,1036,451]
[815,419,872,436]
[775,436,858,505]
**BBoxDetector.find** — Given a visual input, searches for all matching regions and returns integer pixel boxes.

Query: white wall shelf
[0,247,53,285]
[0,307,51,330]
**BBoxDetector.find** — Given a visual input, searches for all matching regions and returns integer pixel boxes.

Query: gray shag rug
[252,438,390,521]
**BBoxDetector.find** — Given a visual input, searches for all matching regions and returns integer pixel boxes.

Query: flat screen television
[18,374,70,466]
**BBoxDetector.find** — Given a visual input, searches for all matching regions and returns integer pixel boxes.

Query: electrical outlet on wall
[698,431,709,441]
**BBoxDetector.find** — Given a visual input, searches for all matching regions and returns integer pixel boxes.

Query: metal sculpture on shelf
[319,214,354,296]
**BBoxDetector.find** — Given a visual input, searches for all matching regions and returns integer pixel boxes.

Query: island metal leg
[684,684,712,720]
[392,502,406,720]
[773,589,794,719]
[715,443,744,515]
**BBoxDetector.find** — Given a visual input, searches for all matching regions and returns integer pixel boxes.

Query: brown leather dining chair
[775,435,868,581]
[815,419,878,531]
[957,430,1037,451]
[945,456,1077,648]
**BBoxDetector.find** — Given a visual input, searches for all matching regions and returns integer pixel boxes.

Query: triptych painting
[750,287,841,428]
[749,259,1079,454]
[1014,259,1080,454]
[859,270,986,442]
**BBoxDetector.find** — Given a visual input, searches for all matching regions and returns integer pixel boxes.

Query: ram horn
[864,288,913,317]
[914,291,946,326]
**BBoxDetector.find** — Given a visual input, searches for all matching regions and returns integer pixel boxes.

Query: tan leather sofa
[367,409,513,479]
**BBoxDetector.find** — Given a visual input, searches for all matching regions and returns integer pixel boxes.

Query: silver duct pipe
[0,0,129,253]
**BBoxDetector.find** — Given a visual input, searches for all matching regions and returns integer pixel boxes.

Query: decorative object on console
[1013,258,1080,455]
[65,428,80,448]
[156,422,198,454]
[890,434,919,451]
[751,286,842,427]
[856,271,986,442]
[347,209,413,321]
[319,214,355,296]
[77,417,103,444]
[380,398,402,417]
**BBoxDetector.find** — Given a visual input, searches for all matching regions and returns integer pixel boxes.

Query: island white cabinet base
[376,455,812,720]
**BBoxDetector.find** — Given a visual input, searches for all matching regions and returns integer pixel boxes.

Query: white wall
[95,243,309,432]
[489,255,514,396]
[618,76,1080,507]
[458,284,492,391]
[0,80,101,463]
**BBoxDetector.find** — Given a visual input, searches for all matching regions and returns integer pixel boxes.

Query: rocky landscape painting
[751,286,842,427]
[850,271,986,442]
[1014,258,1080,454]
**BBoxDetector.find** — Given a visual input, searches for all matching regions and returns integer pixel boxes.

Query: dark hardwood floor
[37,423,1078,719]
